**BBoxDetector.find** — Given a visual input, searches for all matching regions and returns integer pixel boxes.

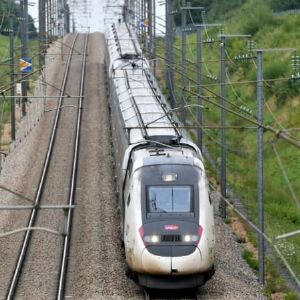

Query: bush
[285,291,298,300]
[242,249,259,271]
[269,81,300,106]
[271,0,300,12]
[264,61,288,79]
[233,0,278,35]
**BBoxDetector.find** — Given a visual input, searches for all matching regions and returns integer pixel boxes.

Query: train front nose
[141,245,202,275]
[139,222,203,275]
[138,224,205,289]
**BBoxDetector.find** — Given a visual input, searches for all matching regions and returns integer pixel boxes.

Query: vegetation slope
[159,0,300,297]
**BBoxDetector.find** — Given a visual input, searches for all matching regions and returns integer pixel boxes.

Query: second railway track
[5,33,89,300]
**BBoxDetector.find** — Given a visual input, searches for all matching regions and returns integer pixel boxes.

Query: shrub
[239,1,278,35]
[264,62,288,80]
[271,0,300,12]
[242,249,259,271]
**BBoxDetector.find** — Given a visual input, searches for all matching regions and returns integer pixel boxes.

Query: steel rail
[6,33,79,300]
[56,33,89,299]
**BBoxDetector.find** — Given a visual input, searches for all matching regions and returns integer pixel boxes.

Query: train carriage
[105,21,215,289]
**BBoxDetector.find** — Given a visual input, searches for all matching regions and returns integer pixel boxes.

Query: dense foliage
[271,0,300,11]
[0,0,37,38]
[174,0,300,26]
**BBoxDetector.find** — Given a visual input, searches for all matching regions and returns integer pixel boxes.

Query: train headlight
[144,235,160,243]
[162,173,177,182]
[183,234,199,243]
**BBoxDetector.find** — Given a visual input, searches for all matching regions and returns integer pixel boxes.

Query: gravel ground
[15,33,85,299]
[0,32,263,299]
[197,192,263,299]
[65,32,142,300]
[0,36,67,298]
[0,34,83,299]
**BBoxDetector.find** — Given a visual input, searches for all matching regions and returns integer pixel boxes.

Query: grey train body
[105,22,215,289]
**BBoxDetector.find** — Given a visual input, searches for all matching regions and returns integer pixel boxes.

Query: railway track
[5,33,89,300]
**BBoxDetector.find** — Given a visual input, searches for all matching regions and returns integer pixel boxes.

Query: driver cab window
[147,186,192,213]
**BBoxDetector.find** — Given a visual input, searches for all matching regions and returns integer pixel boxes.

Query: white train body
[106,22,215,289]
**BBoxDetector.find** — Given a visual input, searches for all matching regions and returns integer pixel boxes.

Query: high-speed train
[105,21,215,289]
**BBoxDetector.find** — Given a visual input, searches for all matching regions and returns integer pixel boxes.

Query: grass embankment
[156,0,300,297]
[0,34,15,147]
[0,34,39,149]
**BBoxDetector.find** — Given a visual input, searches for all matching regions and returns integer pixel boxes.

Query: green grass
[0,34,40,148]
[0,34,40,89]
[0,34,12,89]
[242,249,259,271]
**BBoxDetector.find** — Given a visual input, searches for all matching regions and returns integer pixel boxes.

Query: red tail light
[139,226,146,246]
[197,225,203,245]
[139,226,144,238]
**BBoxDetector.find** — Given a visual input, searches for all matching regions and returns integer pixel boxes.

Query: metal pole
[53,0,58,38]
[169,0,174,108]
[134,0,137,25]
[53,0,56,36]
[61,23,64,61]
[49,0,52,42]
[72,17,75,33]
[257,49,265,285]
[39,0,46,68]
[46,0,49,42]
[165,0,169,94]
[64,2,69,34]
[137,0,141,38]
[144,0,147,50]
[166,0,174,108]
[196,26,202,151]
[148,0,152,60]
[128,0,133,22]
[24,0,28,50]
[153,0,156,76]
[51,0,54,39]
[181,0,187,124]
[143,0,147,52]
[9,15,15,141]
[20,0,26,116]
[49,0,52,39]
[141,0,144,48]
[22,0,28,117]
[220,34,227,219]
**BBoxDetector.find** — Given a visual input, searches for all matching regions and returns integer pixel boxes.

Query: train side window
[128,158,133,175]
[127,194,131,206]
[123,158,133,208]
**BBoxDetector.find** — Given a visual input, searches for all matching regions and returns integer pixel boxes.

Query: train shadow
[144,287,198,299]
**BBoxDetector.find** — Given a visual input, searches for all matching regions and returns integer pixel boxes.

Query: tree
[270,0,300,11]
[174,0,211,26]
[0,0,37,38]
[173,0,247,26]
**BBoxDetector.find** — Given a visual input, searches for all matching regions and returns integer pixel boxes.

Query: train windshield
[147,186,192,213]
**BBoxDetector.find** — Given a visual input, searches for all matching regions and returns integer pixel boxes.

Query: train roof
[113,65,182,145]
[130,146,205,172]
[106,22,142,61]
